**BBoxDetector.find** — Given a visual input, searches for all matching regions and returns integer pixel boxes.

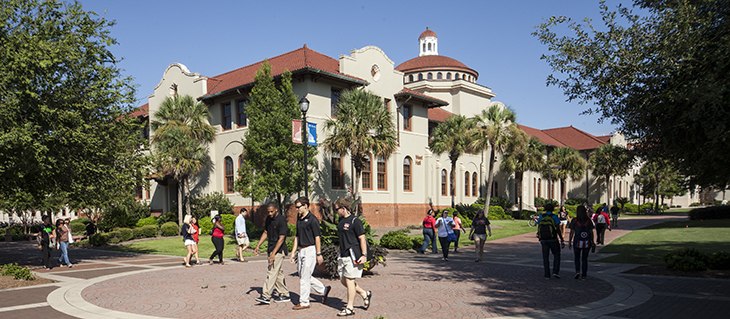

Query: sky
[73,0,632,136]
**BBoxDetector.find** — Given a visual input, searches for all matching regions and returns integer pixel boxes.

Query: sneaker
[574,272,581,279]
[545,277,550,280]
[68,264,73,268]
[322,285,332,304]
[552,273,560,279]
[274,296,291,303]
[255,296,271,304]
[581,277,587,281]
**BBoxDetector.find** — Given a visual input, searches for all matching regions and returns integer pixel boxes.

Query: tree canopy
[430,114,476,207]
[0,0,146,218]
[533,0,730,187]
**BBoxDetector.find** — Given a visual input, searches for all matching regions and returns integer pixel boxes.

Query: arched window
[224,157,234,193]
[377,156,387,190]
[403,157,412,191]
[332,153,343,189]
[428,43,432,50]
[408,74,413,82]
[492,182,499,198]
[534,178,537,197]
[441,169,447,196]
[418,73,423,81]
[538,178,542,198]
[472,172,478,197]
[422,43,426,53]
[446,73,451,80]
[455,73,460,80]
[437,72,442,79]
[619,182,622,197]
[362,154,372,190]
[427,73,432,80]
[465,172,470,197]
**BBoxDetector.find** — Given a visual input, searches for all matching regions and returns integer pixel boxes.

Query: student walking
[190,216,200,264]
[290,197,331,310]
[37,215,54,270]
[182,215,196,267]
[591,206,610,245]
[55,219,73,268]
[209,214,225,265]
[537,203,564,279]
[568,205,596,280]
[420,208,437,254]
[434,210,456,261]
[468,209,491,262]
[452,211,464,253]
[254,203,290,304]
[234,208,250,262]
[334,197,371,317]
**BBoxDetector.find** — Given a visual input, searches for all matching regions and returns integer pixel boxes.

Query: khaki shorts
[474,233,487,242]
[337,256,363,279]
[236,236,250,246]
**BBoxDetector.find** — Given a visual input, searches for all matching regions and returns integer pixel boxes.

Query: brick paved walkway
[1,213,728,319]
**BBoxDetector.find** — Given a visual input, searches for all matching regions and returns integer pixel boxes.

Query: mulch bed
[624,264,730,279]
[0,275,55,290]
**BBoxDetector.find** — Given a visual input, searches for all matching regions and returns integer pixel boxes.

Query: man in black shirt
[254,202,290,304]
[334,197,371,316]
[37,215,54,270]
[289,197,331,310]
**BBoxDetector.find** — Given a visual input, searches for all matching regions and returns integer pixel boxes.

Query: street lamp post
[299,97,310,199]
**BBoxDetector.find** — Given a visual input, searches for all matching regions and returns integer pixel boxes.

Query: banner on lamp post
[292,119,317,146]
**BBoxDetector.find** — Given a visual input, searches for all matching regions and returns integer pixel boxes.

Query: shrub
[487,206,513,220]
[160,222,179,237]
[379,231,412,250]
[89,233,109,246]
[140,225,158,238]
[190,191,234,219]
[287,223,297,237]
[157,211,178,226]
[689,202,701,207]
[72,238,89,247]
[664,248,709,271]
[521,210,537,220]
[565,198,586,205]
[688,206,730,220]
[0,263,36,280]
[455,203,480,220]
[709,251,730,270]
[69,222,86,234]
[73,218,90,225]
[136,216,158,228]
[116,228,134,242]
[99,199,151,231]
[411,236,424,249]
[534,197,558,209]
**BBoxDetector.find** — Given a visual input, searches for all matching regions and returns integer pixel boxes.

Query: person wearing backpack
[591,205,611,245]
[568,205,596,280]
[536,203,564,279]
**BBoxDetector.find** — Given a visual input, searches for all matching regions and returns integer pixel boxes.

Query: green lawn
[110,235,261,258]
[597,219,730,264]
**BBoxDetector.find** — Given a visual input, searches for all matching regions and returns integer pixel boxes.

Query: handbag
[447,232,457,242]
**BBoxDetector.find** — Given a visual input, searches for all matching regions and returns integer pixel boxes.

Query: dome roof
[419,28,437,39]
[395,55,478,78]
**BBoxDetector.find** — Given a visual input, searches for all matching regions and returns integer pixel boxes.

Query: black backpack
[537,213,558,240]
[574,219,593,249]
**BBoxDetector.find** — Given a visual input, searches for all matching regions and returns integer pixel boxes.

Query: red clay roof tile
[428,108,453,122]
[395,87,449,107]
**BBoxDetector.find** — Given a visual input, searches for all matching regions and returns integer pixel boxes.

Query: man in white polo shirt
[234,208,250,262]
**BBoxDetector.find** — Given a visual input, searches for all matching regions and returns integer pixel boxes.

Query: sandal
[337,308,355,316]
[363,291,372,310]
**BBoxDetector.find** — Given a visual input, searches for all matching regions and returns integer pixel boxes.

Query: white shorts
[560,220,568,225]
[337,256,363,279]
[236,237,250,246]
[184,239,196,246]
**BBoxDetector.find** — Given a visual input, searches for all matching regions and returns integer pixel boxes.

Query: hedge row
[688,206,730,220]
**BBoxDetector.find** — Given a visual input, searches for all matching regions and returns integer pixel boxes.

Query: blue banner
[307,122,317,146]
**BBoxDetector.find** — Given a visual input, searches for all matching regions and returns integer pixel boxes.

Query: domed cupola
[419,27,438,57]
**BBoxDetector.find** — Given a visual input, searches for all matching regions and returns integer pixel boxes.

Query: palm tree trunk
[184,179,191,217]
[450,160,457,208]
[484,149,496,217]
[605,175,611,205]
[516,171,524,213]
[177,178,184,228]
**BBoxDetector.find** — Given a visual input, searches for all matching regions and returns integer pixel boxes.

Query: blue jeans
[422,228,437,253]
[541,240,561,278]
[574,247,590,278]
[58,241,70,265]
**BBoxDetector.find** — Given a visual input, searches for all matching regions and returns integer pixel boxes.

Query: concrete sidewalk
[1,213,728,318]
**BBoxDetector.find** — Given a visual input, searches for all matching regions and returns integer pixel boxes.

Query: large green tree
[429,115,476,208]
[501,131,546,212]
[0,0,146,222]
[533,0,730,187]
[235,62,316,211]
[589,143,632,205]
[546,146,587,206]
[470,105,521,216]
[151,94,216,225]
[639,157,686,208]
[323,89,397,208]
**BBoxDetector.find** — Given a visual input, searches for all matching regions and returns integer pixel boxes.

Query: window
[492,182,499,198]
[222,102,232,130]
[331,88,341,117]
[362,154,372,190]
[418,74,423,81]
[332,153,343,189]
[224,157,234,193]
[403,105,412,131]
[437,72,442,79]
[377,156,387,190]
[135,185,143,200]
[441,169,447,196]
[619,182,622,197]
[427,73,433,79]
[446,73,451,80]
[409,74,414,82]
[403,157,412,191]
[472,172,478,197]
[465,172,470,197]
[146,187,150,200]
[538,178,542,198]
[237,100,247,127]
[384,98,391,111]
[455,73,460,80]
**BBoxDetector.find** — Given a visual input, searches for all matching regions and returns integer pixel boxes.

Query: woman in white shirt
[434,210,455,261]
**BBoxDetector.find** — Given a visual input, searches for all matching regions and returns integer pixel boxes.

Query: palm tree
[546,146,587,206]
[589,143,631,206]
[323,89,397,209]
[501,131,545,213]
[429,115,476,208]
[151,94,216,225]
[470,104,521,216]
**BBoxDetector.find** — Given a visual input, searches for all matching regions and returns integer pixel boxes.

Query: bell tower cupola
[418,27,438,57]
